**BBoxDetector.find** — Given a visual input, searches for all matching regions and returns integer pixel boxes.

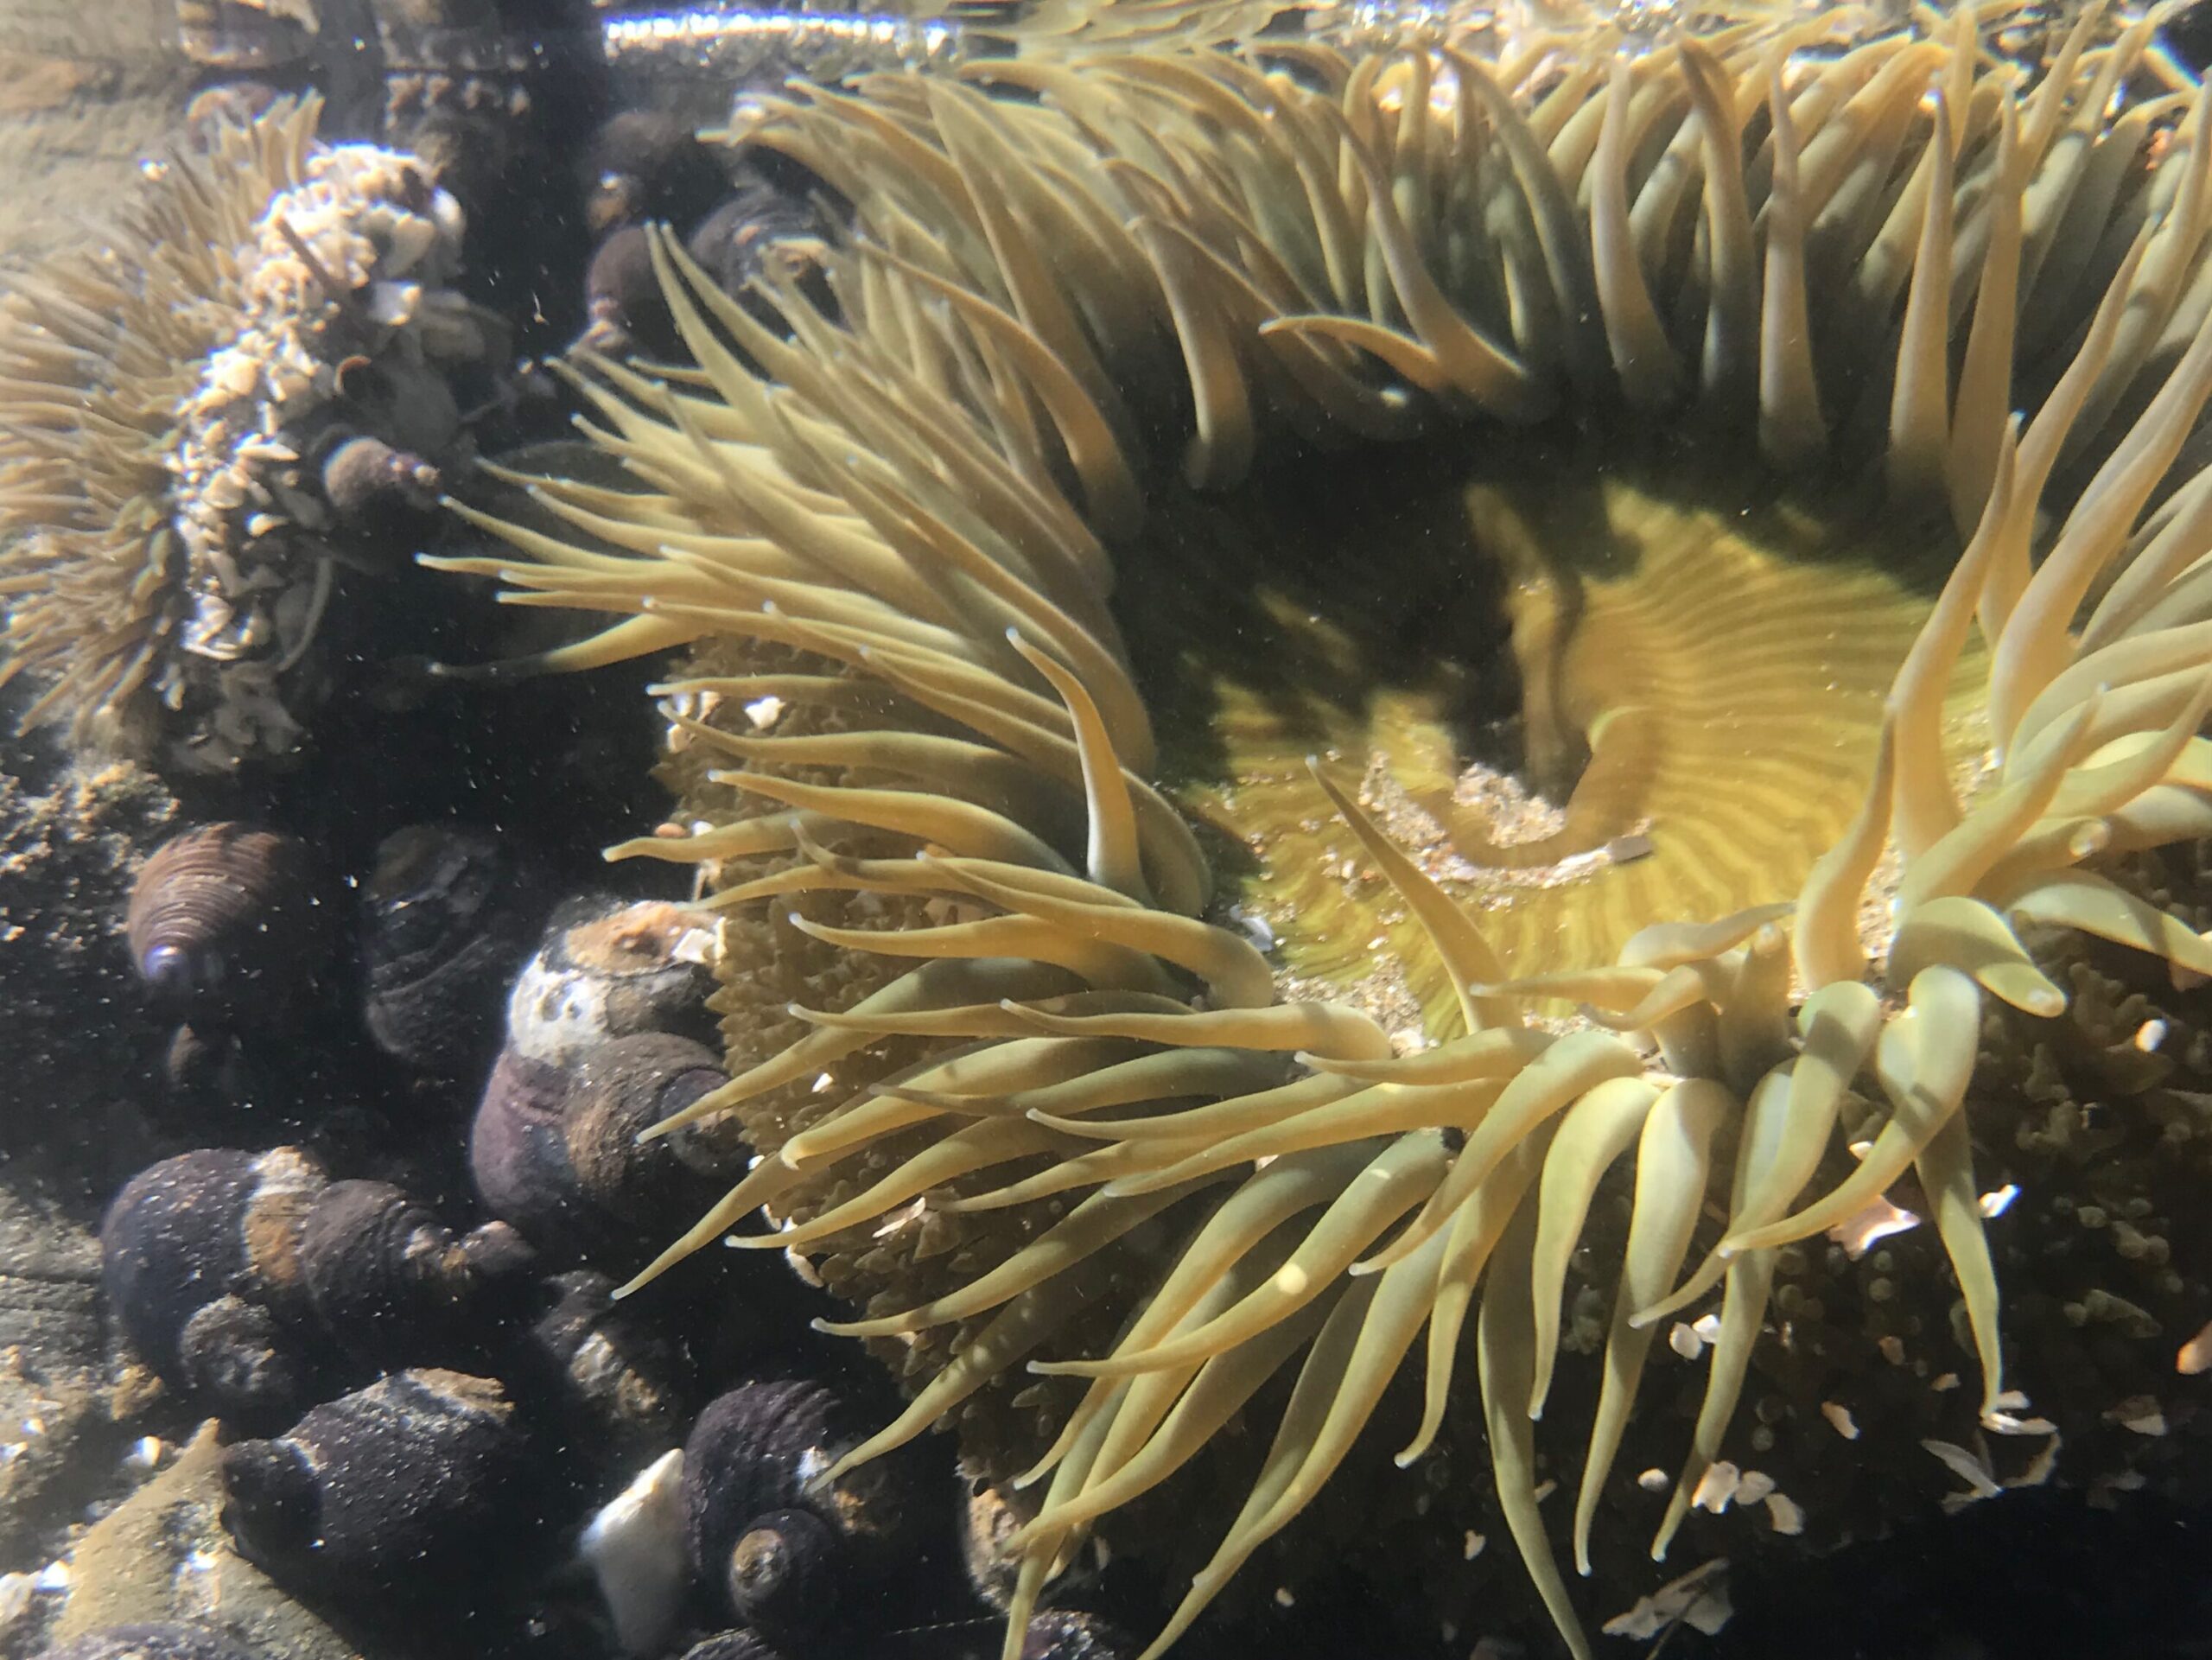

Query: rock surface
[48,1424,360,1660]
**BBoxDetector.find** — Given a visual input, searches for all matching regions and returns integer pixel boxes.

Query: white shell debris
[1923,1438,2004,1505]
[1601,1558,1732,1640]
[1820,1402,1860,1440]
[1827,1193,1922,1258]
[1765,1491,1806,1536]
[1669,1311,1725,1360]
[1983,1390,2056,1436]
[1926,1414,2063,1513]
[2177,1319,2212,1375]
[2107,1396,2169,1437]
[123,1434,167,1475]
[1977,1183,2020,1219]
[1690,1460,1741,1514]
[578,1448,690,1657]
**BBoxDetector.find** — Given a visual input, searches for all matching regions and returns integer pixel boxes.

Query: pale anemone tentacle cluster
[432,10,2212,1657]
[0,102,328,753]
[0,96,480,768]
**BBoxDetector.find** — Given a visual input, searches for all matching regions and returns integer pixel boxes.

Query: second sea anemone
[0,96,486,771]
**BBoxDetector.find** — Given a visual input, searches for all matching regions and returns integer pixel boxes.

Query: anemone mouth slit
[1120,417,1977,1022]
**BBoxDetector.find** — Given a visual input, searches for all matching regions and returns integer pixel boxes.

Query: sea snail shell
[125,824,324,1018]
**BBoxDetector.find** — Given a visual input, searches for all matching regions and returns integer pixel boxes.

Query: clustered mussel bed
[11,5,2212,1660]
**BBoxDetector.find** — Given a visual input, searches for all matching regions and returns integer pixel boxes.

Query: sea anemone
[0,96,485,771]
[436,7,2212,1654]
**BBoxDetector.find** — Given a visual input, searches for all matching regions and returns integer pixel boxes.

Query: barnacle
[0,96,479,770]
[436,8,2212,1655]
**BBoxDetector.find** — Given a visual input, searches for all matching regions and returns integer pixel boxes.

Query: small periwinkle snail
[319,434,441,522]
[682,1381,927,1643]
[578,223,677,360]
[220,1369,537,1607]
[358,824,549,1076]
[124,824,326,1019]
[102,1149,537,1409]
[296,1179,537,1368]
[99,1147,325,1417]
[469,1030,737,1270]
[723,1507,840,1647]
[580,110,728,238]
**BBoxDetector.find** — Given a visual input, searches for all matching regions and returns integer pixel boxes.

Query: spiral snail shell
[124,824,326,1019]
[468,1030,734,1269]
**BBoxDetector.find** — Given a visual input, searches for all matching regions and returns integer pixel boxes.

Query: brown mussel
[358,824,548,1076]
[219,1368,537,1607]
[125,824,327,1020]
[99,1148,325,1417]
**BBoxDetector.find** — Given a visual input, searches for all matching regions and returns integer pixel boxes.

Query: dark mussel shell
[32,1624,260,1660]
[99,1148,325,1415]
[125,824,327,1020]
[359,824,548,1076]
[220,1368,536,1606]
[296,1179,536,1368]
[468,1031,734,1268]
